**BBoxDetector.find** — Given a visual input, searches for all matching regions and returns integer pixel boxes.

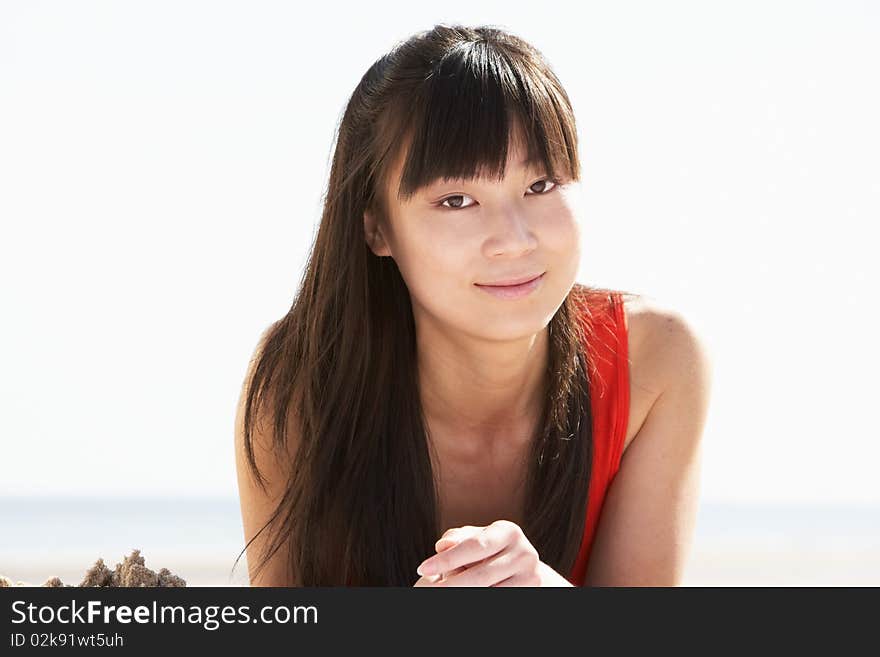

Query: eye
[438,193,477,210]
[526,178,560,195]
[435,178,561,211]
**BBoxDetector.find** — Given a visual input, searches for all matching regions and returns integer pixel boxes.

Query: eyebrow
[425,159,540,187]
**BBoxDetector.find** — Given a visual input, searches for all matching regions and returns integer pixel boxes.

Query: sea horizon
[2,496,878,586]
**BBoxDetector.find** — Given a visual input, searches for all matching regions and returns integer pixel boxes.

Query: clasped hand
[412,519,545,587]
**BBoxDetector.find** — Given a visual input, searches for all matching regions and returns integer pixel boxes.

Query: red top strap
[567,290,630,585]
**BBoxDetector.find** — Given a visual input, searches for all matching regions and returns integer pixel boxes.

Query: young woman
[233,24,712,587]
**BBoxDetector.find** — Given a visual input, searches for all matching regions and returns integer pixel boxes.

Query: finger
[433,547,520,587]
[413,573,443,587]
[419,528,501,576]
[434,536,461,578]
[492,572,541,587]
[434,520,522,573]
[438,564,468,581]
[439,525,478,540]
[435,537,459,551]
[434,542,459,579]
[419,530,473,581]
[435,526,480,551]
[435,537,457,551]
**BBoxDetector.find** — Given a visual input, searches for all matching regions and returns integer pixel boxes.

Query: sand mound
[0,549,186,587]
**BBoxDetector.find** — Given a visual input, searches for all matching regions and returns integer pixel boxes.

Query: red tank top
[566,289,630,586]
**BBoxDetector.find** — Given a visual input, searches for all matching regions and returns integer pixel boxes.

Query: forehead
[383,133,538,202]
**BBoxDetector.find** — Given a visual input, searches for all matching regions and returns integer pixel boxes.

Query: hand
[413,520,544,587]
[412,538,469,586]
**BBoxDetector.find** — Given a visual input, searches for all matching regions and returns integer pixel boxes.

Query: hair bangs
[392,39,580,204]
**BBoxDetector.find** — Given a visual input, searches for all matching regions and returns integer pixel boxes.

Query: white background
[2,0,878,507]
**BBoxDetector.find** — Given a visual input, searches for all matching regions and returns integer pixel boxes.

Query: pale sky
[1,1,877,505]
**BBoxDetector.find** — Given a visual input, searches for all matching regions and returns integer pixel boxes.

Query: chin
[471,302,556,341]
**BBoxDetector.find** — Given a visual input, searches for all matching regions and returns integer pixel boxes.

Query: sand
[0,549,186,587]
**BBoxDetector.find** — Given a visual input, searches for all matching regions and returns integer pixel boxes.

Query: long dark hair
[234,23,638,585]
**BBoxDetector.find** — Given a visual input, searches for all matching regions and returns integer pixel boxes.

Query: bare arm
[234,329,301,586]
[585,310,713,586]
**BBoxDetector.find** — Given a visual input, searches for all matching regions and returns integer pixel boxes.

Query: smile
[474,272,545,299]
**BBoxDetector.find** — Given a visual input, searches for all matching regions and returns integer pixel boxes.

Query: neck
[417,322,550,453]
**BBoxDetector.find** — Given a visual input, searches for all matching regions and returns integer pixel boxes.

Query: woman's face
[365,139,583,342]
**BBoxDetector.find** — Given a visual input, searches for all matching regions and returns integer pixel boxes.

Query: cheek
[392,226,469,293]
[542,208,582,264]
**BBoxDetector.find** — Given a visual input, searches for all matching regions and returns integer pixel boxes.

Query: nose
[482,209,538,258]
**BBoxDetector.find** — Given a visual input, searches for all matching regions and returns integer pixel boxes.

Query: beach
[2,497,878,587]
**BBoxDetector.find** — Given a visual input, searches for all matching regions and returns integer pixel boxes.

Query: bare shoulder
[620,294,713,452]
[624,294,711,384]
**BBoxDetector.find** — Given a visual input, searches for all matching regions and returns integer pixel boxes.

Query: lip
[474,272,545,299]
[476,272,545,287]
